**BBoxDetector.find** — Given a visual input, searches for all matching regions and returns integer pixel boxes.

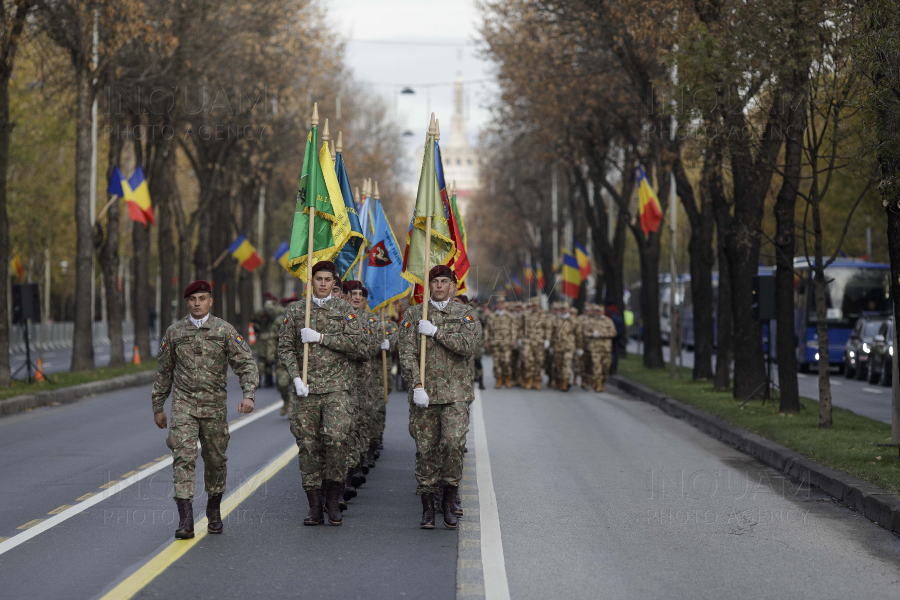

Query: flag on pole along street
[109,165,155,226]
[273,241,290,269]
[9,254,23,281]
[524,264,534,287]
[511,275,523,296]
[536,265,545,290]
[636,164,663,236]
[229,234,263,272]
[333,151,367,281]
[287,127,352,280]
[574,241,592,279]
[362,197,410,311]
[402,131,455,304]
[562,250,581,299]
[434,139,469,289]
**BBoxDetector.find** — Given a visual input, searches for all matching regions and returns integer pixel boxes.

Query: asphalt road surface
[8,339,160,378]
[1,358,898,599]
[630,340,895,424]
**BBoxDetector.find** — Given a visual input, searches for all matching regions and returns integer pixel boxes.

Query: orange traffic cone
[35,358,45,382]
[248,323,257,345]
[132,345,141,365]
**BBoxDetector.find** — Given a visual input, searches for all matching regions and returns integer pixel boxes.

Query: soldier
[509,302,525,386]
[399,265,480,529]
[521,297,548,389]
[275,296,296,416]
[485,297,515,388]
[585,304,618,391]
[473,300,487,389]
[362,287,392,468]
[278,261,368,526]
[251,292,280,387]
[551,301,582,391]
[152,280,259,540]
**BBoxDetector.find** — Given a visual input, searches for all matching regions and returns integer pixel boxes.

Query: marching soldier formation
[151,266,616,538]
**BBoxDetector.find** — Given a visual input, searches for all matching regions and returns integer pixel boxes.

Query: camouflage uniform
[268,304,290,405]
[278,297,368,491]
[583,308,617,391]
[522,298,552,389]
[371,316,398,445]
[152,316,259,501]
[485,308,515,385]
[399,300,480,494]
[551,305,582,390]
[473,305,487,384]
[572,308,587,385]
[346,307,376,468]
[252,302,280,383]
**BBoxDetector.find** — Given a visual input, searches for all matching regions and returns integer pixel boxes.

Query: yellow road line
[99,445,297,600]
[122,471,139,477]
[99,481,120,489]
[154,455,168,461]
[139,462,156,469]
[76,492,98,501]
[48,505,74,515]
[17,519,45,530]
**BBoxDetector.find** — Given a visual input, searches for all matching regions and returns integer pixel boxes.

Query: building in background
[439,73,482,213]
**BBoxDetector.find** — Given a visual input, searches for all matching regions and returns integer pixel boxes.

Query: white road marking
[830,380,842,386]
[0,400,283,557]
[472,388,511,600]
[863,387,884,394]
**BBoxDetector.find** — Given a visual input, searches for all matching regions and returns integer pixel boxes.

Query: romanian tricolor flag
[10,254,23,281]
[574,241,592,279]
[562,251,581,299]
[273,241,290,270]
[109,166,154,227]
[229,234,263,272]
[511,275,522,296]
[636,165,663,236]
[536,266,545,290]
[524,264,534,287]
[435,140,469,290]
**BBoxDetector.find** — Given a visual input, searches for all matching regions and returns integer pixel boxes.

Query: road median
[0,363,157,416]
[609,360,900,535]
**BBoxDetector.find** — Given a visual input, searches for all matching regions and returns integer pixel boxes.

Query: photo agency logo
[103,83,270,141]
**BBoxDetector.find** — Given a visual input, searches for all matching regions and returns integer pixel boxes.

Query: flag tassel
[419,215,432,384]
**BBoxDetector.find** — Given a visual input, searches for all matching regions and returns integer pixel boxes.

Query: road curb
[609,374,900,536]
[0,370,157,417]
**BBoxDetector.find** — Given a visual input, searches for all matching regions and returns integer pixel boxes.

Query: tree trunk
[177,221,192,319]
[226,262,237,325]
[98,126,125,367]
[70,65,95,371]
[155,147,177,332]
[194,195,211,282]
[131,127,151,362]
[639,237,664,369]
[774,103,804,413]
[0,72,11,385]
[714,234,733,391]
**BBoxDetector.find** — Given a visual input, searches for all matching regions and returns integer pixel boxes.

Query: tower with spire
[440,73,481,211]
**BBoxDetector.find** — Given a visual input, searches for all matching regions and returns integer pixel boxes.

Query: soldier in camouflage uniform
[551,301,582,391]
[473,301,487,389]
[362,287,394,468]
[251,293,280,387]
[522,297,551,390]
[485,297,515,388]
[278,261,369,526]
[275,296,297,416]
[152,280,258,540]
[583,304,618,392]
[400,265,480,530]
[572,307,588,388]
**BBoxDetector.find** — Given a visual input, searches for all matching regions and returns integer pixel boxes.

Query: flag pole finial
[336,131,343,154]
[354,186,360,206]
[374,181,380,200]
[322,118,330,143]
[452,180,457,196]
[428,112,436,136]
[311,103,319,126]
[435,118,441,141]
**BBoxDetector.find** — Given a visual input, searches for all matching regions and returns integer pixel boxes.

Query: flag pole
[302,104,320,382]
[357,178,370,281]
[419,114,436,384]
[381,308,389,405]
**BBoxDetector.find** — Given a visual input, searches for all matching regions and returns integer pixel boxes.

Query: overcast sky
[328,0,497,183]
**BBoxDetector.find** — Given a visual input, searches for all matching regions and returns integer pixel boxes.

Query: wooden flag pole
[302,103,320,382]
[95,195,119,222]
[381,308,389,405]
[419,114,437,384]
[211,248,231,269]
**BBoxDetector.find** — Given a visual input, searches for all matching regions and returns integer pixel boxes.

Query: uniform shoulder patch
[464,314,475,322]
[235,334,244,345]
[346,313,356,322]
[283,315,289,325]
[368,316,378,323]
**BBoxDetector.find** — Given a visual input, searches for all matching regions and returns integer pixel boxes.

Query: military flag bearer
[152,280,259,540]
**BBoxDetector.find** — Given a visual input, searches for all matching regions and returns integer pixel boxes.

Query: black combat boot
[343,469,357,501]
[175,498,194,539]
[477,376,486,390]
[338,481,348,512]
[420,493,436,529]
[325,481,343,525]
[454,493,463,516]
[303,489,324,526]
[265,372,274,388]
[351,465,366,488]
[441,485,459,529]
[206,494,223,534]
[365,440,378,468]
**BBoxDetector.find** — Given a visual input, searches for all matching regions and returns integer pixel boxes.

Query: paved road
[1,359,898,599]
[630,340,895,424]
[8,339,160,378]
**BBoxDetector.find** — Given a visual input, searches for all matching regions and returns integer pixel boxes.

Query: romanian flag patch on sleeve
[464,315,475,323]
[235,335,244,345]
[402,320,412,329]
[346,313,356,322]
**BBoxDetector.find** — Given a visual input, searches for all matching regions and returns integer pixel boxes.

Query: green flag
[401,133,455,287]
[288,126,353,281]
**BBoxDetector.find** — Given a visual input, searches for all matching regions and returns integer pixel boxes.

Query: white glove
[593,330,600,338]
[293,377,309,397]
[301,328,321,344]
[418,320,437,337]
[543,340,550,350]
[413,387,429,407]
[576,349,584,357]
[380,339,390,350]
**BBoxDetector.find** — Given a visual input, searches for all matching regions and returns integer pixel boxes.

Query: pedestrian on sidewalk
[151,280,259,540]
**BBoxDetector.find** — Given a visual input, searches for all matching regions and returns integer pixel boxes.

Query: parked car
[868,318,894,386]
[843,316,888,380]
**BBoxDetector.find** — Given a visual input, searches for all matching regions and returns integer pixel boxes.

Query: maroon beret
[311,261,336,276]
[361,287,368,298]
[343,280,363,294]
[263,292,277,302]
[455,294,469,304]
[429,264,456,283]
[281,295,298,306]
[183,280,212,298]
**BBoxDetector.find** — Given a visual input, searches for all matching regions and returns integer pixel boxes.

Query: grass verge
[617,355,900,495]
[1,361,157,401]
